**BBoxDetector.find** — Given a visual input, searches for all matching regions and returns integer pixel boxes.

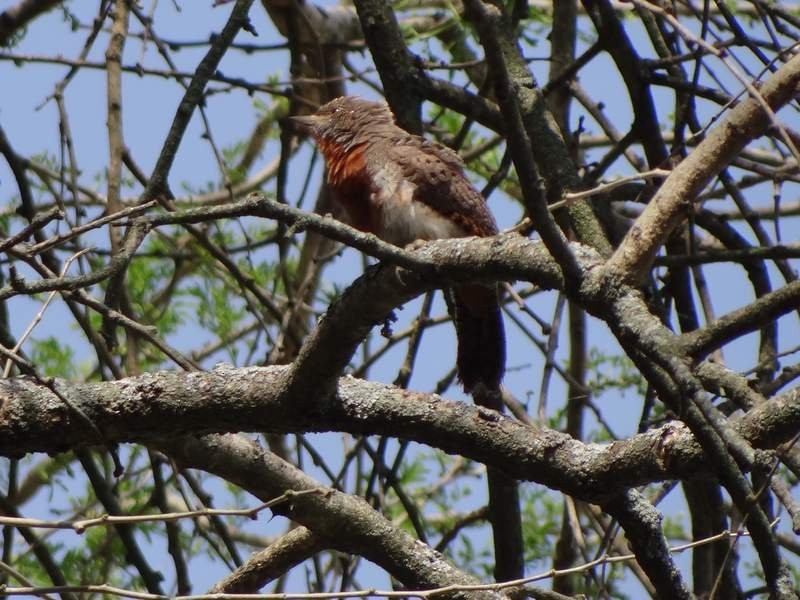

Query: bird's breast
[318,141,465,245]
[318,140,378,232]
[370,176,466,245]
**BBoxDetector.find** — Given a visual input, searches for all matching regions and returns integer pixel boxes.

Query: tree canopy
[0,0,799,598]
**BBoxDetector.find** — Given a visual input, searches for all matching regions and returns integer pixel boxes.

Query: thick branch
[1,367,798,502]
[352,0,422,130]
[603,490,690,599]
[209,527,324,592]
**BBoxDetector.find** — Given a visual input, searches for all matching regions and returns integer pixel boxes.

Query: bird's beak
[289,114,321,134]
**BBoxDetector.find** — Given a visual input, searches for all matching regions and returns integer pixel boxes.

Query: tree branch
[162,433,505,599]
[0,0,62,47]
[1,367,798,501]
[608,52,800,282]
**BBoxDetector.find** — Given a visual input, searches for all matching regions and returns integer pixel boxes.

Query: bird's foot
[405,239,428,252]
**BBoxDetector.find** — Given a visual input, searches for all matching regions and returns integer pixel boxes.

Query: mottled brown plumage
[292,96,505,392]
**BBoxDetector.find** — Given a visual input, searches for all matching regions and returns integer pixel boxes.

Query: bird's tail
[449,284,522,581]
[448,284,506,394]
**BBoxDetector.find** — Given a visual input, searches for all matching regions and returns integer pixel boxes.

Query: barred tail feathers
[449,284,506,394]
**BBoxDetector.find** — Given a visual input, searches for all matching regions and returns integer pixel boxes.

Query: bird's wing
[375,143,499,237]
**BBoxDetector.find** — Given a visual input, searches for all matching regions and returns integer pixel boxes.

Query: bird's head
[291,96,396,147]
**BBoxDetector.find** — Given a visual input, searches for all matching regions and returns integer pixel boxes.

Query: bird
[291,96,505,394]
